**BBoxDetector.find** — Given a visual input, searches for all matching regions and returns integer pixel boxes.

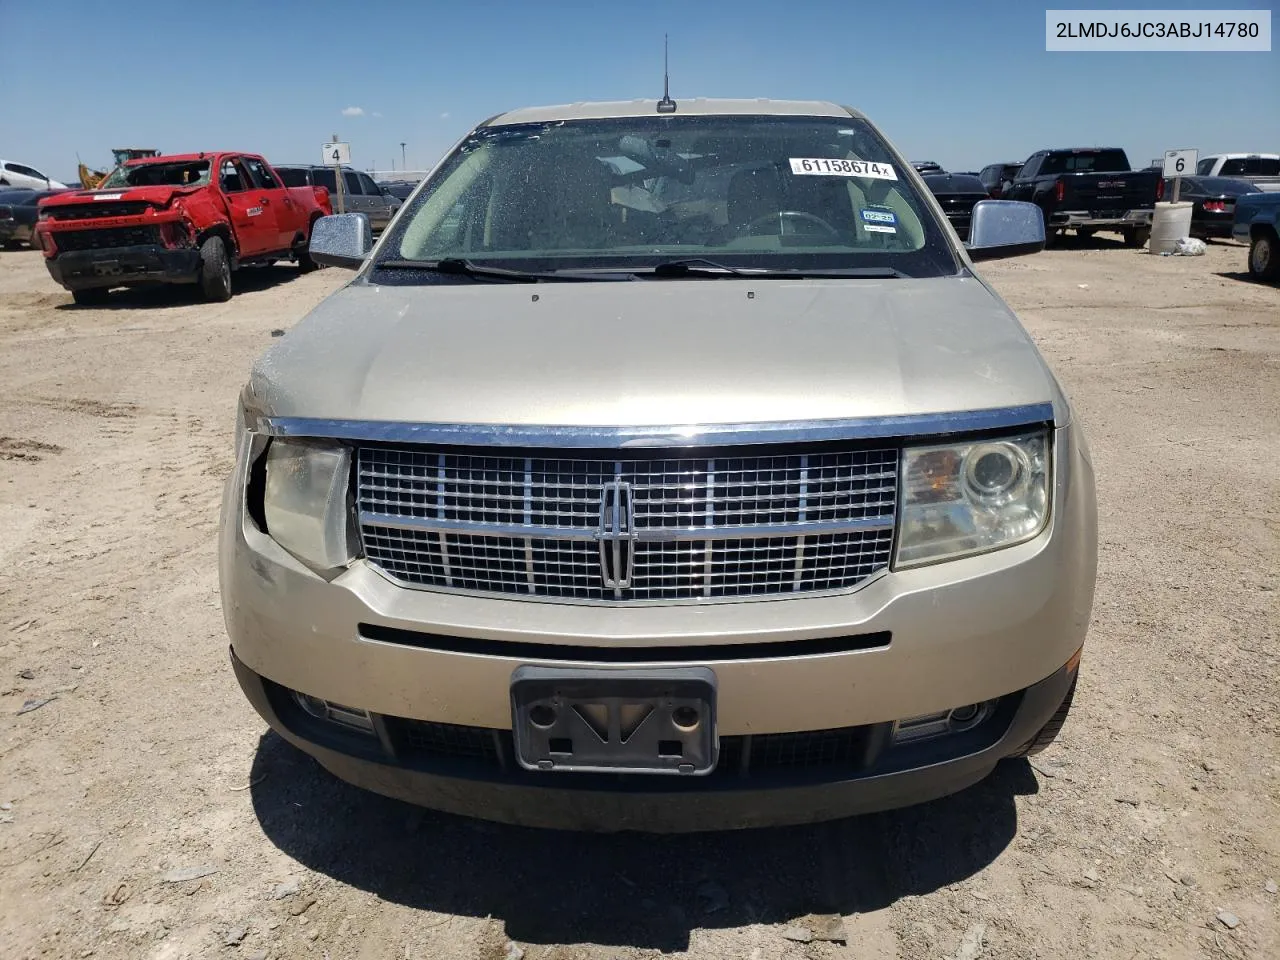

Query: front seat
[723,166,787,237]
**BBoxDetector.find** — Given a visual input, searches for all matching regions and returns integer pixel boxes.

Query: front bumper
[1050,209,1153,229]
[45,243,201,290]
[221,422,1096,827]
[233,646,1078,831]
[1191,215,1235,239]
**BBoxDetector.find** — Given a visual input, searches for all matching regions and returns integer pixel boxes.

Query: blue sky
[4,0,1276,182]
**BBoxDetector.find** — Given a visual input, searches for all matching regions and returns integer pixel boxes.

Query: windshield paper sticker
[860,207,898,233]
[790,158,898,180]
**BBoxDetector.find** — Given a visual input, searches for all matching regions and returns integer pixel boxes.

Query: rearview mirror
[308,213,372,269]
[965,200,1046,261]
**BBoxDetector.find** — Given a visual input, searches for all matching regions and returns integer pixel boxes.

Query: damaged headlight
[262,439,354,571]
[895,430,1050,567]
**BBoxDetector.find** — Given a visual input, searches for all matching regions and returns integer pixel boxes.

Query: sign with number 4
[323,142,352,166]
[1162,148,1197,179]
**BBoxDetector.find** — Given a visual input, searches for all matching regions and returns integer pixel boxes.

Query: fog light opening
[529,704,558,729]
[892,700,996,745]
[291,690,375,735]
[671,705,700,731]
[947,702,988,732]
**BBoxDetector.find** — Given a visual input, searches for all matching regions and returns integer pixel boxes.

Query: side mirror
[965,200,1046,261]
[308,212,372,269]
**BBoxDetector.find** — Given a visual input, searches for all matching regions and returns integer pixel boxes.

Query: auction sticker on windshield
[789,158,898,180]
[860,207,898,233]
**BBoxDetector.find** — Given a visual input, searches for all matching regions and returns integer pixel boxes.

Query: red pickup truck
[35,152,331,305]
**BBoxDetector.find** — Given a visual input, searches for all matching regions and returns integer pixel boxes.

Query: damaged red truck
[34,152,331,305]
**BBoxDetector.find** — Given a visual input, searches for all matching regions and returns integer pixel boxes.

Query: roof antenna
[656,34,677,113]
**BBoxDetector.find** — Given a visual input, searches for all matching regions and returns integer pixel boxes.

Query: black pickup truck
[1003,148,1160,247]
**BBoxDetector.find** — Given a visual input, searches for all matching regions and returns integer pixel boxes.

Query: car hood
[247,276,1064,428]
[41,185,202,209]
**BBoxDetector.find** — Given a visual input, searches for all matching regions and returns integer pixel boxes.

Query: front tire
[199,235,233,301]
[1122,226,1151,249]
[1249,230,1280,280]
[71,288,110,307]
[1011,678,1076,757]
[296,221,320,273]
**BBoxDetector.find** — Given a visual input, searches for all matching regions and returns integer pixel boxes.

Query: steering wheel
[738,210,840,239]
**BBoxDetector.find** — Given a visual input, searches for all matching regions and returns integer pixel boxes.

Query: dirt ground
[1,236,1276,960]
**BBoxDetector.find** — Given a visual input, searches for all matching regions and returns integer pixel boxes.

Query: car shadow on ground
[1046,231,1130,251]
[249,731,1037,951]
[53,263,307,310]
[1214,270,1268,285]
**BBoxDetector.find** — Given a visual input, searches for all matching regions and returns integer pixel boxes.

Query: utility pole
[400,142,407,170]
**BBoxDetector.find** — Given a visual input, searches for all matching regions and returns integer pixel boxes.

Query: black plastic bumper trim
[231,646,1076,831]
[46,244,201,290]
[357,623,891,663]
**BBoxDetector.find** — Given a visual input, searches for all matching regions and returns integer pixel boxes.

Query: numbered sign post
[323,141,352,214]
[1162,148,1197,204]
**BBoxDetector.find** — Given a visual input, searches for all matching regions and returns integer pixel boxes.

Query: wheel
[71,288,110,307]
[1010,677,1076,757]
[1122,227,1151,249]
[296,228,319,274]
[1249,230,1280,281]
[199,235,233,301]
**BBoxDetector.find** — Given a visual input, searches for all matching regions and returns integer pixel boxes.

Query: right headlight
[262,439,354,571]
[895,429,1050,567]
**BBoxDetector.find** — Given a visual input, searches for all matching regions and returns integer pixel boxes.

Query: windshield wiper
[649,257,750,277]
[376,258,603,282]
[641,260,907,280]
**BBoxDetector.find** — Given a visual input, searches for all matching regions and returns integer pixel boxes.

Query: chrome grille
[357,445,897,603]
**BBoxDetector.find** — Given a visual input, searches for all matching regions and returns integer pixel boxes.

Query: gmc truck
[1003,147,1160,247]
[35,152,332,305]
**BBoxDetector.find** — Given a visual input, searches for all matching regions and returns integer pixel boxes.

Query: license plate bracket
[510,665,717,775]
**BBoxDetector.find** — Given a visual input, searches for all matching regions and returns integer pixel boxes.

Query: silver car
[273,164,401,232]
[221,99,1096,831]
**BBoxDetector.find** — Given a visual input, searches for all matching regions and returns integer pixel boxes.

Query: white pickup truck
[1197,154,1280,192]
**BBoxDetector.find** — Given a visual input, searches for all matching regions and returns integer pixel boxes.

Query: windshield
[99,160,211,189]
[375,115,958,278]
[1220,157,1280,177]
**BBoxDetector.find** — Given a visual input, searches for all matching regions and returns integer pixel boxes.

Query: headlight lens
[262,439,354,570]
[896,430,1049,567]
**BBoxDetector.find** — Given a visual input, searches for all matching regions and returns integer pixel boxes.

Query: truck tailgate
[1061,172,1157,213]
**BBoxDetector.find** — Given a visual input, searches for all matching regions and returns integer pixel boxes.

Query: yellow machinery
[78,148,160,189]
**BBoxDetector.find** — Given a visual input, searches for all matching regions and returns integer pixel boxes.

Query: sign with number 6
[1162,148,1197,179]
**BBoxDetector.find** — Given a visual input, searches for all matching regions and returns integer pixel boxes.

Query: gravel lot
[1,238,1276,960]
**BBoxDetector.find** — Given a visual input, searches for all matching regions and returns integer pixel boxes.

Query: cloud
[440,111,451,120]
[341,106,365,117]
[372,111,383,118]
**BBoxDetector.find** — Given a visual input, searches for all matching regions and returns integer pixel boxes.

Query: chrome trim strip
[358,558,892,607]
[262,403,1057,448]
[359,512,895,541]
